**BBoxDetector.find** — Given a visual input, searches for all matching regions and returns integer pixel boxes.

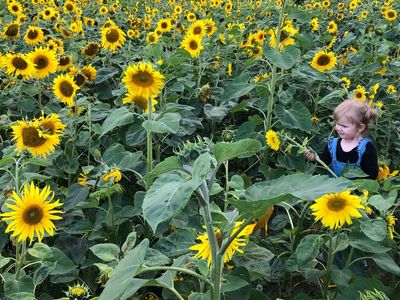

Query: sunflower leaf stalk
[146,96,153,173]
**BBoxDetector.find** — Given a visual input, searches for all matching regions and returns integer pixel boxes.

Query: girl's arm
[360,143,378,180]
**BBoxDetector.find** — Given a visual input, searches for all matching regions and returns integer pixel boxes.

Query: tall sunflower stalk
[265,1,286,131]
[147,96,153,173]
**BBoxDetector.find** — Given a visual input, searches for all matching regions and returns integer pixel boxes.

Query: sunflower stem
[265,0,285,131]
[107,194,117,243]
[87,102,92,166]
[323,231,335,299]
[146,97,153,174]
[219,218,253,257]
[15,240,26,280]
[15,156,23,194]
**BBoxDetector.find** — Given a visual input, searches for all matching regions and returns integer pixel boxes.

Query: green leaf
[214,139,262,165]
[99,239,149,300]
[144,248,170,266]
[122,232,137,254]
[95,67,119,84]
[234,174,352,218]
[221,73,255,102]
[368,190,397,212]
[42,247,76,275]
[192,152,213,183]
[336,278,387,300]
[0,156,14,168]
[25,157,52,167]
[142,112,181,134]
[275,102,314,133]
[142,174,197,232]
[263,45,301,69]
[90,243,120,262]
[154,228,196,257]
[3,274,34,299]
[33,265,50,286]
[100,107,135,137]
[28,243,52,259]
[221,274,249,293]
[349,232,390,254]
[143,156,182,187]
[285,235,323,272]
[203,104,229,122]
[372,253,400,276]
[21,172,51,181]
[286,7,312,23]
[360,218,387,242]
[318,89,346,109]
[63,184,90,212]
[103,144,142,171]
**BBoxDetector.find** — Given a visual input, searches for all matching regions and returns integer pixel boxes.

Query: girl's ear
[358,123,366,133]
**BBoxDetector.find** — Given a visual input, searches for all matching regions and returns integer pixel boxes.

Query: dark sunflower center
[66,3,73,10]
[132,71,154,87]
[82,70,93,80]
[45,10,50,16]
[193,26,202,35]
[106,29,120,43]
[317,55,330,66]
[5,24,19,37]
[387,12,394,18]
[75,74,86,86]
[34,55,49,69]
[133,96,147,110]
[41,121,56,134]
[161,22,167,29]
[356,92,362,98]
[12,57,28,70]
[149,36,155,42]
[60,81,74,97]
[59,56,71,66]
[12,5,19,12]
[28,29,39,39]
[22,126,47,147]
[23,205,43,225]
[84,43,99,56]
[280,30,288,42]
[328,198,346,211]
[189,40,198,50]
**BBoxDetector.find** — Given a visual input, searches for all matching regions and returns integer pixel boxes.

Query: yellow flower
[265,130,281,151]
[310,17,319,31]
[311,116,319,123]
[340,77,351,89]
[28,47,58,79]
[386,85,396,94]
[384,9,397,22]
[23,25,44,46]
[101,25,126,53]
[386,215,397,240]
[0,182,63,245]
[310,50,336,72]
[81,65,97,82]
[2,53,35,79]
[102,169,122,183]
[187,20,207,37]
[181,34,203,58]
[327,21,337,34]
[2,21,20,39]
[369,83,380,100]
[226,63,232,76]
[310,190,364,229]
[53,74,80,107]
[377,165,399,182]
[374,100,383,110]
[122,62,164,99]
[66,282,90,299]
[77,171,89,186]
[122,93,158,112]
[353,85,367,101]
[190,221,255,266]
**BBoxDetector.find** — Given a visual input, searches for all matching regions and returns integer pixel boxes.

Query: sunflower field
[0,0,399,299]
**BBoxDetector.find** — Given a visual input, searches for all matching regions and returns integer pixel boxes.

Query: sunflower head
[28,47,58,79]
[265,130,281,151]
[53,73,80,107]
[2,21,20,39]
[310,50,337,72]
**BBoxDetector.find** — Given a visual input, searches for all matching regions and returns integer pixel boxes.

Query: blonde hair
[333,99,376,135]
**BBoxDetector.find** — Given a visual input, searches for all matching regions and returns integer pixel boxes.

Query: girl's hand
[304,151,315,162]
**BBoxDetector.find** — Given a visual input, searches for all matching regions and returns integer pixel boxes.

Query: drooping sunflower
[2,53,35,79]
[23,25,44,45]
[11,119,61,157]
[386,215,397,240]
[82,42,100,58]
[122,92,158,112]
[181,34,203,58]
[0,182,63,245]
[122,62,164,99]
[310,50,336,72]
[57,55,73,71]
[265,130,280,151]
[53,73,79,107]
[28,47,58,79]
[310,190,364,229]
[190,221,255,266]
[81,65,96,82]
[102,169,122,183]
[2,21,20,39]
[101,25,126,53]
[204,18,216,37]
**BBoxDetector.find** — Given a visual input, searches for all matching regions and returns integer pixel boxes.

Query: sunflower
[41,7,56,21]
[122,62,164,99]
[186,12,196,22]
[265,130,280,151]
[65,283,91,299]
[2,53,35,79]
[122,93,158,112]
[146,32,159,44]
[340,77,351,89]
[181,34,203,58]
[82,42,100,58]
[57,55,73,71]
[353,85,366,101]
[99,6,108,15]
[384,9,397,21]
[81,65,96,82]
[63,0,75,13]
[377,165,399,182]
[157,18,172,33]
[386,215,397,240]
[204,18,216,36]
[310,50,336,72]
[310,190,364,229]
[2,21,20,39]
[8,2,23,15]
[11,119,61,157]
[327,20,338,34]
[310,17,319,31]
[53,74,79,107]
[190,221,255,266]
[268,26,297,51]
[101,25,126,53]
[23,25,44,45]
[188,20,207,37]
[0,182,62,245]
[386,85,396,94]
[102,169,122,183]
[36,113,66,138]
[28,47,58,79]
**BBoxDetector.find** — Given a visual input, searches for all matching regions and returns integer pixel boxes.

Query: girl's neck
[340,135,362,151]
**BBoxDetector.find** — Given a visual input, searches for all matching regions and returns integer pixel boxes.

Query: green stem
[224,161,229,210]
[87,102,92,166]
[344,247,354,270]
[15,156,22,193]
[146,97,153,173]
[292,202,313,251]
[323,231,335,299]
[15,240,26,280]
[265,2,285,131]
[107,195,117,242]
[219,219,252,257]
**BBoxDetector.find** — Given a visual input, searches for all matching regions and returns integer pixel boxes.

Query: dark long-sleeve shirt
[319,138,378,179]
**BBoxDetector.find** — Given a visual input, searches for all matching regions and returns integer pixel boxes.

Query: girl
[305,99,378,179]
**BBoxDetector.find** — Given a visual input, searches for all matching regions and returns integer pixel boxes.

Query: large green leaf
[263,45,301,69]
[90,243,120,262]
[103,144,142,171]
[359,217,387,242]
[285,235,323,272]
[221,73,255,102]
[99,239,149,300]
[63,184,90,212]
[192,152,213,184]
[154,228,196,257]
[214,139,262,165]
[143,156,183,187]
[368,190,397,212]
[275,102,314,133]
[95,67,119,84]
[372,253,400,276]
[233,174,352,218]
[349,232,390,254]
[142,174,198,232]
[100,107,135,137]
[142,112,181,134]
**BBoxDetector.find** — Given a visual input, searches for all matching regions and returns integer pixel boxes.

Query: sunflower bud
[199,83,211,102]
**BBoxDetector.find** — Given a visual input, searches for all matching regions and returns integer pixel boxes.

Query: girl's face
[334,117,365,141]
